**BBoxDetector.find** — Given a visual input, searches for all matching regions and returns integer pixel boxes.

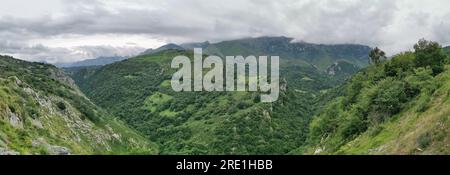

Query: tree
[414,39,446,75]
[369,47,386,65]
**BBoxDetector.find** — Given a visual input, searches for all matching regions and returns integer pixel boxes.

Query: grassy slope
[336,46,450,154]
[304,49,450,155]
[338,67,450,154]
[0,55,157,155]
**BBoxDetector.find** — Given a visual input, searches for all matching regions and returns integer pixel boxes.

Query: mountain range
[55,56,128,68]
[141,36,371,71]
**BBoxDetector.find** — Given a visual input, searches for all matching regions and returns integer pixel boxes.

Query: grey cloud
[0,40,144,63]
[432,13,450,45]
[1,0,450,62]
[0,0,398,42]
[284,0,398,45]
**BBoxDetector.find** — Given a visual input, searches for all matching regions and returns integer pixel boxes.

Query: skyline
[1,0,450,63]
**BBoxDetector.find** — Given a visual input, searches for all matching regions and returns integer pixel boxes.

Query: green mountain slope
[198,36,371,71]
[71,49,345,154]
[444,46,450,55]
[139,37,371,72]
[0,55,157,155]
[305,42,450,155]
[56,56,128,68]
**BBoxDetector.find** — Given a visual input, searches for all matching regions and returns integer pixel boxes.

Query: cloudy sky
[0,0,449,63]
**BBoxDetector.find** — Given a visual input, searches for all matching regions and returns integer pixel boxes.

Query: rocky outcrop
[32,138,71,155]
[325,61,359,77]
[47,146,71,155]
[7,107,23,129]
[0,147,20,155]
[49,68,77,89]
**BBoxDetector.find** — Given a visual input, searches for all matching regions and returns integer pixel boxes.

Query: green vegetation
[414,39,447,75]
[0,55,157,155]
[306,40,450,154]
[71,48,350,154]
[444,46,450,56]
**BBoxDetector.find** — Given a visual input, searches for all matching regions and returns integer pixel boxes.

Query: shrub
[371,78,408,121]
[339,112,367,139]
[25,106,39,119]
[384,52,415,77]
[417,132,432,149]
[56,101,66,111]
[8,104,16,113]
[309,100,342,142]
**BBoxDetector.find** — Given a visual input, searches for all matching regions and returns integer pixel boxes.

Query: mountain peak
[140,43,185,55]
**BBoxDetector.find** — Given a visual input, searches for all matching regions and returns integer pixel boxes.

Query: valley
[67,37,371,154]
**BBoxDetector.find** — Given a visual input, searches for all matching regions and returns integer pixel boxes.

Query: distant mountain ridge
[53,36,370,74]
[139,36,371,71]
[56,56,128,68]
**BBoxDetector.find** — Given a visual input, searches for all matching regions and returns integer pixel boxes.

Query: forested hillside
[0,56,157,155]
[304,40,450,154]
[203,37,371,71]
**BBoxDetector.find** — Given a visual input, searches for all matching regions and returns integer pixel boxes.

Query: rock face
[8,109,23,129]
[31,138,71,155]
[0,148,20,155]
[314,148,323,155]
[325,61,360,80]
[49,68,79,91]
[47,145,71,155]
